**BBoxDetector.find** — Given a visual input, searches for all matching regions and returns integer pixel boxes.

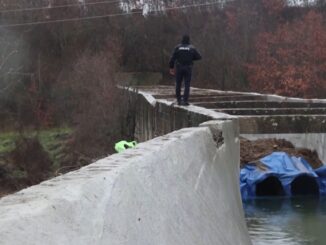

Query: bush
[55,41,136,161]
[10,136,52,184]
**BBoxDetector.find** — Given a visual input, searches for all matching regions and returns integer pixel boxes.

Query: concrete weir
[135,86,326,162]
[4,85,325,244]
[0,115,251,243]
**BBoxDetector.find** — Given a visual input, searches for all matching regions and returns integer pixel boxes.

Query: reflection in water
[244,197,326,245]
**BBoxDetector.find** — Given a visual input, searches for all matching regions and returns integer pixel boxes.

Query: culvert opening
[256,176,285,196]
[291,175,319,196]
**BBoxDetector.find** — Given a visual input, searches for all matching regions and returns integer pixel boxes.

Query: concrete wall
[134,90,234,142]
[0,121,251,245]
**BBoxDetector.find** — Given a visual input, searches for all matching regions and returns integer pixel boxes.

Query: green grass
[0,132,18,154]
[0,128,73,169]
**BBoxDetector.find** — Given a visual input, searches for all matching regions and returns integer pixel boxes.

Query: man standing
[169,35,201,106]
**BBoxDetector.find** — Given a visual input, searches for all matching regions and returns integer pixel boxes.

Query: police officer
[169,35,202,106]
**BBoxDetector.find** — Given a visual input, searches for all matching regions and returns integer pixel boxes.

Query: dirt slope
[240,138,323,169]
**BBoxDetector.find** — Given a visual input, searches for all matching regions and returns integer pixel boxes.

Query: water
[244,197,326,245]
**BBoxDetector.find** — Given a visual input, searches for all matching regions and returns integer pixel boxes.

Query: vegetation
[1,0,326,195]
[0,128,71,163]
[0,128,71,197]
[1,1,325,131]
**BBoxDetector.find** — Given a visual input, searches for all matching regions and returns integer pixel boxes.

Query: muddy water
[244,197,326,245]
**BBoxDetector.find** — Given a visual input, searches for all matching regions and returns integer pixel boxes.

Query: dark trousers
[175,65,192,102]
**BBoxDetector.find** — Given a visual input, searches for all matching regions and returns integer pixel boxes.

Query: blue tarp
[240,152,326,199]
[315,165,326,195]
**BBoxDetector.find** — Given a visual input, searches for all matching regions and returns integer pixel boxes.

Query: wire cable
[0,0,204,13]
[0,0,121,13]
[0,1,220,28]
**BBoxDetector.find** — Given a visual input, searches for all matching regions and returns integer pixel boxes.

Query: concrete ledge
[194,101,326,109]
[239,115,326,133]
[134,89,235,142]
[134,86,326,136]
[216,108,326,116]
[0,122,251,245]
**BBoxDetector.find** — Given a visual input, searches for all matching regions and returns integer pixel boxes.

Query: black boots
[177,100,189,106]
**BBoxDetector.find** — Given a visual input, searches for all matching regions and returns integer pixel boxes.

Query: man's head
[181,34,190,45]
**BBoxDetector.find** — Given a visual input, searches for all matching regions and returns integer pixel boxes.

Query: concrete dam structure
[1,85,326,244]
[135,86,326,199]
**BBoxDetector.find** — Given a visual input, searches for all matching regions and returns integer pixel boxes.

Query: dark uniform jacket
[169,44,202,69]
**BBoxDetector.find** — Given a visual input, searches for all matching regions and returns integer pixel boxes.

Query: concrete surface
[3,85,326,245]
[238,115,326,134]
[134,86,326,161]
[5,85,325,245]
[216,108,326,115]
[0,121,251,245]
[135,85,326,135]
[134,88,235,142]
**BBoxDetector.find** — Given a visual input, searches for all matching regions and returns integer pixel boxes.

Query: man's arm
[169,47,178,69]
[193,48,202,61]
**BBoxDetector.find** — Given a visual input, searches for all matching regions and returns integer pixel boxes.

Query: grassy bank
[0,128,72,170]
[0,128,73,197]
